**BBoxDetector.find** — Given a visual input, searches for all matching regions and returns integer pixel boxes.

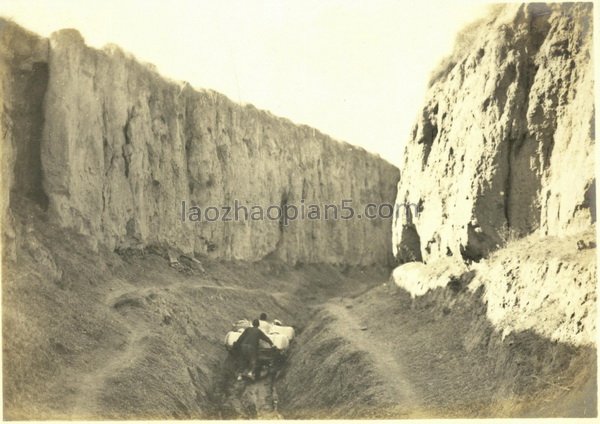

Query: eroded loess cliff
[1,20,398,267]
[391,3,596,350]
[393,3,594,263]
[0,21,50,261]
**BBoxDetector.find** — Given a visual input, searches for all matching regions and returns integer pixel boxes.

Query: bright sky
[1,0,493,167]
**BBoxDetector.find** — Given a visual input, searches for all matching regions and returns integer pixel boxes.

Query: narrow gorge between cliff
[1,2,596,420]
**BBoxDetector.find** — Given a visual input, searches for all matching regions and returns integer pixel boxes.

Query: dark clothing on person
[235,326,273,377]
[237,326,273,349]
[240,344,258,374]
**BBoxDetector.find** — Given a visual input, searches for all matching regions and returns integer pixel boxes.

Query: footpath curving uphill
[2,196,391,419]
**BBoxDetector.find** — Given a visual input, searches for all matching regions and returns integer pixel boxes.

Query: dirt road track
[324,302,418,407]
[4,213,595,419]
[279,283,596,418]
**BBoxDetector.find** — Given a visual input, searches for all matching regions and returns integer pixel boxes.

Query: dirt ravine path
[229,293,423,419]
[324,302,419,407]
[67,279,149,419]
[66,277,289,419]
[70,328,150,418]
[52,272,595,420]
[280,283,597,418]
[8,218,592,420]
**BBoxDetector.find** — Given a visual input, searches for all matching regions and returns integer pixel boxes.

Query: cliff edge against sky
[393,3,594,263]
[0,20,399,267]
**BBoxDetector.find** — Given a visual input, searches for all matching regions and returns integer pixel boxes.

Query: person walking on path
[234,318,274,380]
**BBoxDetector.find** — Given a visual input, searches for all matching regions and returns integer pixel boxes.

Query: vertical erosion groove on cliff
[392,3,595,263]
[2,19,399,267]
[1,20,50,260]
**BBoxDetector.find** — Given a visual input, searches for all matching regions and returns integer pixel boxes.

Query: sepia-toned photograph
[0,0,596,420]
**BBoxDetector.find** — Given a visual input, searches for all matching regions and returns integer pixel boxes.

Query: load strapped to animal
[224,317,295,381]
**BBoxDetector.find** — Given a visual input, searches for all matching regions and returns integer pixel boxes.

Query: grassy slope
[3,197,595,419]
[280,228,597,418]
[2,197,387,419]
[280,281,596,418]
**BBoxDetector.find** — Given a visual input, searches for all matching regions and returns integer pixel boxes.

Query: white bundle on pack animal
[224,329,243,348]
[270,324,295,341]
[269,333,290,351]
[259,333,289,351]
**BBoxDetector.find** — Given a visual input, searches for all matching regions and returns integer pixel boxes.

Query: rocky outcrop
[1,19,398,266]
[392,3,595,263]
[393,228,597,346]
[391,3,596,348]
[0,21,49,260]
